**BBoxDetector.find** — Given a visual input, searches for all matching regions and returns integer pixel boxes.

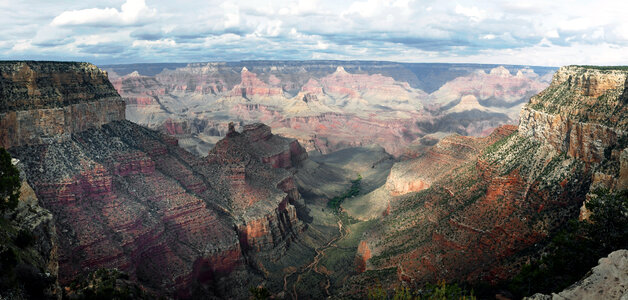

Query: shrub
[0,147,20,213]
[505,189,628,298]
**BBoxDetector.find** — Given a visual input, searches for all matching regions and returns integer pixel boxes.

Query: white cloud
[51,0,154,26]
[545,30,559,38]
[481,34,496,40]
[253,20,283,37]
[11,40,32,52]
[221,2,240,29]
[455,5,486,22]
[316,41,330,50]
[344,0,384,18]
[2,0,628,65]
[132,39,176,47]
[278,0,320,16]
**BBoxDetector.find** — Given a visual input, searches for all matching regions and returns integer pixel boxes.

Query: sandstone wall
[0,62,125,149]
[519,66,627,163]
[519,107,623,163]
[1,97,125,148]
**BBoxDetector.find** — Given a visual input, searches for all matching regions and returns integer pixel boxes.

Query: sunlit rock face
[519,66,628,163]
[105,62,554,157]
[1,61,307,298]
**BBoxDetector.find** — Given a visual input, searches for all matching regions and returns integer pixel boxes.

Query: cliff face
[0,62,125,149]
[0,162,61,299]
[207,123,306,256]
[351,66,627,292]
[1,62,307,298]
[519,66,627,163]
[105,62,552,156]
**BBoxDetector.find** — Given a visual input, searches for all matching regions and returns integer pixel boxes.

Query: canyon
[1,61,626,299]
[343,65,627,296]
[0,61,310,298]
[104,61,554,157]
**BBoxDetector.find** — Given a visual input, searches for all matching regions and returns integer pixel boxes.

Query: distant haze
[1,0,627,66]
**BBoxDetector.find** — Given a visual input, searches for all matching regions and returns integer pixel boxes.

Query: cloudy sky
[1,0,627,66]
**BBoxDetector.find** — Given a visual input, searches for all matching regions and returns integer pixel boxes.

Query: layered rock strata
[1,62,307,298]
[519,66,628,163]
[350,66,627,292]
[105,62,553,156]
[0,62,125,148]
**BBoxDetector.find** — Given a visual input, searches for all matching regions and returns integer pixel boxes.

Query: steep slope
[105,62,553,156]
[0,159,61,299]
[0,61,308,298]
[526,250,628,300]
[347,66,627,295]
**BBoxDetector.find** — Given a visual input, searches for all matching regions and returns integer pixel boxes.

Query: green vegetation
[482,130,516,156]
[496,189,628,298]
[573,65,628,71]
[528,75,626,129]
[249,286,271,299]
[327,174,362,211]
[368,281,476,300]
[0,147,20,213]
[65,268,151,300]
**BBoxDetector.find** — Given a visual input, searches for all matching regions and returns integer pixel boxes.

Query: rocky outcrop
[0,62,125,149]
[519,108,623,163]
[1,61,308,298]
[230,67,283,98]
[0,161,61,299]
[525,250,628,300]
[0,61,120,112]
[519,66,627,163]
[208,123,305,257]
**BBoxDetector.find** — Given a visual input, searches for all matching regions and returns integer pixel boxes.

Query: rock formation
[0,61,125,149]
[1,61,308,298]
[520,66,627,164]
[104,62,553,156]
[525,250,628,300]
[0,159,61,299]
[385,126,516,196]
[348,66,627,294]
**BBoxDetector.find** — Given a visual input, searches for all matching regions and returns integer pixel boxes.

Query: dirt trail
[283,217,347,299]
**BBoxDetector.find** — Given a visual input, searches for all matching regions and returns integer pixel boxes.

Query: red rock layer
[355,241,372,273]
[386,125,517,195]
[230,68,283,98]
[359,124,593,287]
[11,119,307,298]
[206,123,306,256]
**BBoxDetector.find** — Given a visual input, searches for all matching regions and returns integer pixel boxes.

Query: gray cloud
[78,43,128,54]
[0,0,627,66]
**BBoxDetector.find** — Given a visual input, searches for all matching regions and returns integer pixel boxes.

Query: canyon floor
[255,145,394,298]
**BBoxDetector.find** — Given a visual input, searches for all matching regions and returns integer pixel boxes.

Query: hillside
[343,65,627,297]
